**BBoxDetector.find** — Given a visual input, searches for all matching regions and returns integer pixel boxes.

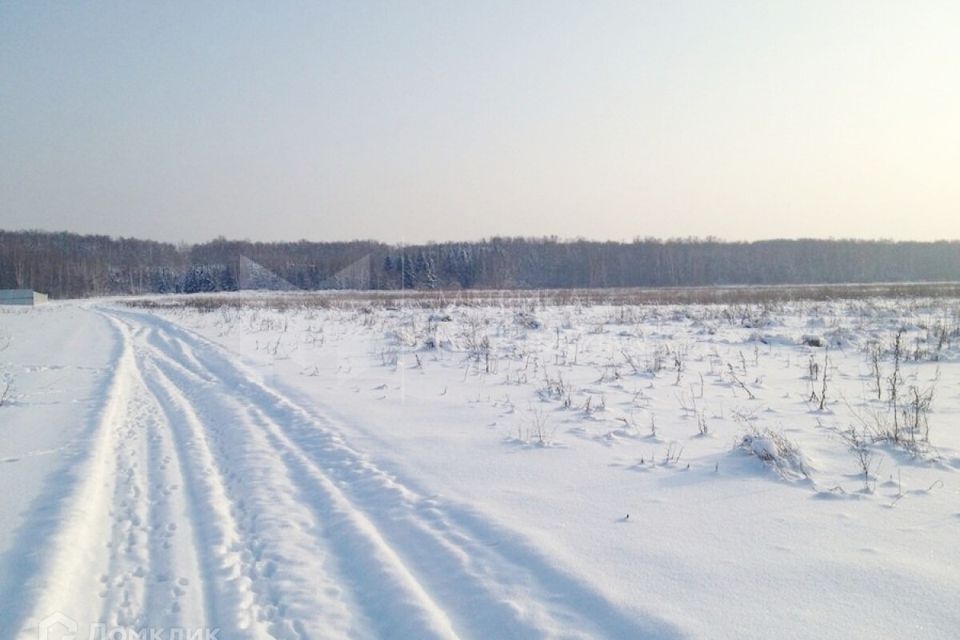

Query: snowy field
[1,291,959,639]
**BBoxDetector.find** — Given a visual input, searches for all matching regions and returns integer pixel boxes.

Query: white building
[0,289,49,306]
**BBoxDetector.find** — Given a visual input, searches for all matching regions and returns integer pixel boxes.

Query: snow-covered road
[5,306,676,639]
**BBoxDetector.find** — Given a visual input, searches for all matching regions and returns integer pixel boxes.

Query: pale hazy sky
[1,1,958,244]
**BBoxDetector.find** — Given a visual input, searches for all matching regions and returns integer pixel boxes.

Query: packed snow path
[9,307,677,639]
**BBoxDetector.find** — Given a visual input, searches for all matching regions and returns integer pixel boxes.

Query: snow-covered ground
[2,294,959,639]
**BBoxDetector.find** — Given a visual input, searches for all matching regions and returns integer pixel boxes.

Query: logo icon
[38,612,78,640]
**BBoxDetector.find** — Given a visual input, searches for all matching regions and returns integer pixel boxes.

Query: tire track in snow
[140,330,459,639]
[91,322,208,632]
[139,383,208,628]
[141,351,373,638]
[94,323,208,630]
[107,306,681,640]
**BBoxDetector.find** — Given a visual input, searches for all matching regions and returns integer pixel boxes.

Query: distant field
[126,281,960,311]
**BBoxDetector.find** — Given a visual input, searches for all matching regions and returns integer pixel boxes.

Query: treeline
[2,230,960,299]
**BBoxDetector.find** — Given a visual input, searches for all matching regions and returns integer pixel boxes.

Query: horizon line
[4,227,960,248]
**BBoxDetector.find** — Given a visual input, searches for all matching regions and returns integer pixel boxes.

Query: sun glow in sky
[1,1,958,244]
